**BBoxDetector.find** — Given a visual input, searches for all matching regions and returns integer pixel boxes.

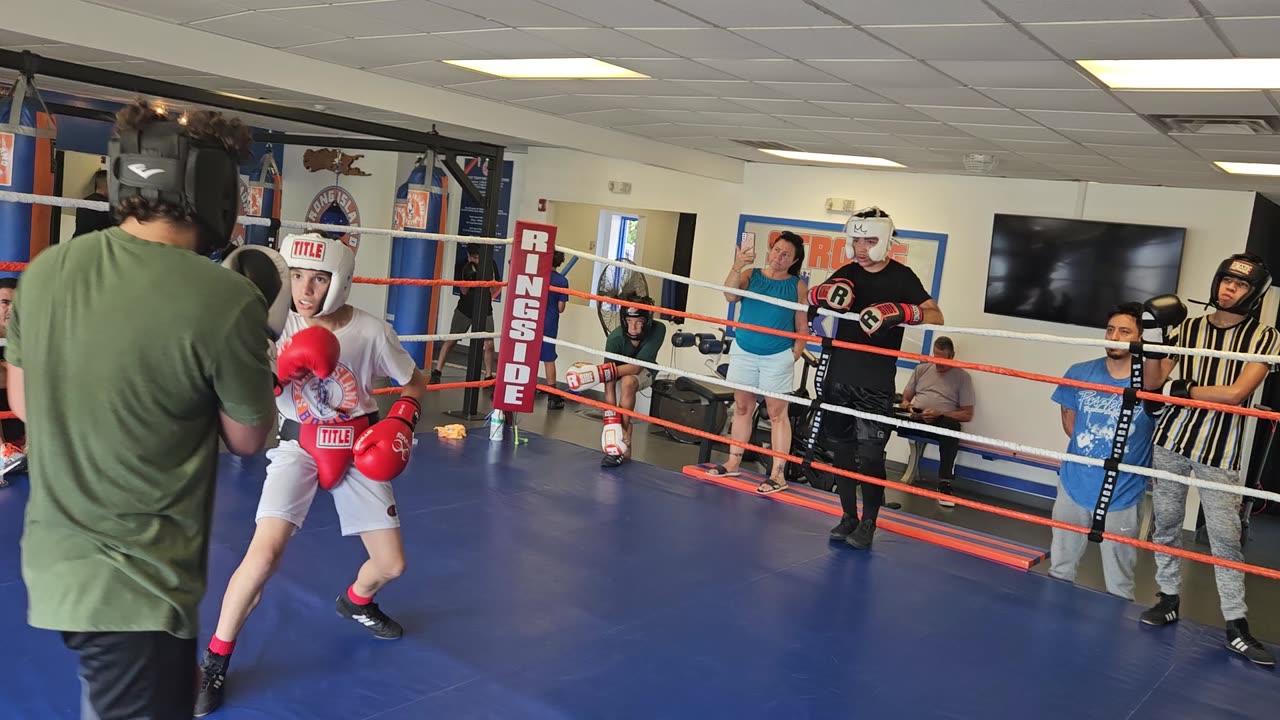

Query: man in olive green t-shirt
[8,103,280,720]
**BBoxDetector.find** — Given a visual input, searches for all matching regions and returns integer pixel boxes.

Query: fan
[596,259,651,336]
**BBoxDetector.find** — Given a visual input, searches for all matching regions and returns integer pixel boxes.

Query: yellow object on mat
[434,424,467,440]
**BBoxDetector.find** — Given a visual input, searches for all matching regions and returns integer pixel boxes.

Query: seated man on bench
[898,336,975,507]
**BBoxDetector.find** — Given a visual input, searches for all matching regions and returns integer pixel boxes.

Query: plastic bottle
[489,408,505,441]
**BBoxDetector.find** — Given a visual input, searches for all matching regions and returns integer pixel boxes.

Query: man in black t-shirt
[73,169,114,238]
[807,208,943,549]
[432,244,501,383]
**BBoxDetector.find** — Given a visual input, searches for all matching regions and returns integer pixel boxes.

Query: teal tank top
[736,269,799,356]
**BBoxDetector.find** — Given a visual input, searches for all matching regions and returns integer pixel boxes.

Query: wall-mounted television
[984,214,1186,328]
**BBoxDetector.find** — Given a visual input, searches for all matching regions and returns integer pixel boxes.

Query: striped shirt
[1154,314,1279,471]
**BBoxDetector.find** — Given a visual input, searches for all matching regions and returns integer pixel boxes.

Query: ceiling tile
[696,59,842,83]
[1216,18,1280,58]
[266,6,419,38]
[986,138,1087,152]
[813,0,1003,24]
[811,101,935,120]
[912,106,1040,126]
[1195,148,1280,163]
[1113,157,1217,172]
[725,98,840,115]
[522,29,674,58]
[875,148,950,165]
[433,29,583,58]
[1025,19,1232,60]
[512,94,630,114]
[1021,110,1158,132]
[807,60,961,88]
[774,115,879,132]
[600,95,755,112]
[290,34,489,67]
[565,79,710,96]
[1055,128,1178,146]
[872,87,1001,108]
[1198,0,1280,16]
[617,123,728,138]
[1173,134,1280,151]
[671,80,789,98]
[194,12,345,48]
[708,126,832,142]
[430,0,601,27]
[619,29,780,59]
[444,79,585,101]
[368,60,488,85]
[757,82,887,102]
[609,59,739,81]
[865,24,1056,61]
[89,0,246,23]
[341,1,502,33]
[535,0,711,27]
[1018,152,1120,167]
[692,111,798,128]
[977,88,1130,112]
[1083,143,1198,158]
[662,0,844,27]
[733,27,906,60]
[955,124,1070,141]
[905,135,1005,150]
[817,132,924,148]
[858,120,970,136]
[930,61,1098,89]
[639,109,703,123]
[986,0,1198,22]
[565,108,674,126]
[1112,90,1278,115]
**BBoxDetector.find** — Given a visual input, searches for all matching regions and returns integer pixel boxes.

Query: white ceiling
[9,0,1280,194]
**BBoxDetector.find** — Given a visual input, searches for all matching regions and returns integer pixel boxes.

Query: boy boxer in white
[196,232,429,716]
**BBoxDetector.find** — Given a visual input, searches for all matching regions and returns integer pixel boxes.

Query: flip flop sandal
[706,464,741,477]
[757,477,789,495]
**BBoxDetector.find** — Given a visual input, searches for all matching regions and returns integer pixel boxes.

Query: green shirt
[9,227,277,638]
[604,320,666,365]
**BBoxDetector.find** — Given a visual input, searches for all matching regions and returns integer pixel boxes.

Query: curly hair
[111,100,251,226]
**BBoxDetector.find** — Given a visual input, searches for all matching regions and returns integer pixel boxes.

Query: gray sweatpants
[1150,445,1246,621]
[1050,491,1139,600]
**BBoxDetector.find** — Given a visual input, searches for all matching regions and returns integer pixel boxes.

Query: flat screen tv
[984,213,1186,328]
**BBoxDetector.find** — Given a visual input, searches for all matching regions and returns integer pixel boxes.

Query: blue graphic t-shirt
[1051,358,1154,512]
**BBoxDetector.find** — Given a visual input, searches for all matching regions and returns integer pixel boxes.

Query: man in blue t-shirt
[1050,302,1155,600]
[541,251,570,409]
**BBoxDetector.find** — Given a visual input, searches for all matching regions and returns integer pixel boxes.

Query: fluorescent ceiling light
[759,149,905,167]
[1079,59,1280,90]
[1215,161,1280,176]
[443,58,647,79]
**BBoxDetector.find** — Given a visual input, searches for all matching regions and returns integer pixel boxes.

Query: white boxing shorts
[256,440,401,536]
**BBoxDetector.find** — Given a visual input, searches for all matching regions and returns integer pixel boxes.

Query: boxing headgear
[844,207,896,264]
[1211,254,1272,314]
[108,121,241,258]
[620,298,653,340]
[280,232,356,317]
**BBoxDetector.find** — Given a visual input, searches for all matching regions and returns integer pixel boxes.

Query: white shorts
[256,440,400,537]
[725,342,796,395]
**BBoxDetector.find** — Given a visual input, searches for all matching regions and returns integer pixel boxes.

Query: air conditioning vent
[731,139,803,151]
[1152,115,1280,136]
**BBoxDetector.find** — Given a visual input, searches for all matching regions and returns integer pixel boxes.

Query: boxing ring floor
[2,433,1278,719]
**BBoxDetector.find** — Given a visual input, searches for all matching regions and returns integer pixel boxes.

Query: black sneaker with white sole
[937,480,956,508]
[1227,618,1276,666]
[336,594,403,640]
[194,650,229,717]
[1139,592,1180,626]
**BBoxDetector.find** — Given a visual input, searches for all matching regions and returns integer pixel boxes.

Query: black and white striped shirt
[1154,314,1279,471]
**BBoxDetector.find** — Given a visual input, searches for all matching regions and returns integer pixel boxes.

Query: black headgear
[108,121,241,257]
[621,297,653,340]
[1211,254,1272,314]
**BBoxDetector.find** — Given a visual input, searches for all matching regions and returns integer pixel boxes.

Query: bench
[683,462,1049,570]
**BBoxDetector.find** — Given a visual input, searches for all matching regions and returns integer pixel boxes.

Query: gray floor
[409,359,1280,644]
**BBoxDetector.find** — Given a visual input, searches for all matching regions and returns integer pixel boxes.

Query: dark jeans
[904,416,963,480]
[62,631,197,720]
[821,383,893,523]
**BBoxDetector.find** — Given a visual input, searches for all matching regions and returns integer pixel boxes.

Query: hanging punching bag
[389,155,448,367]
[243,147,282,248]
[0,76,55,275]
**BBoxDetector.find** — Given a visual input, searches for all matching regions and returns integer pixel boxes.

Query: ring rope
[541,383,1280,582]
[548,335,1280,505]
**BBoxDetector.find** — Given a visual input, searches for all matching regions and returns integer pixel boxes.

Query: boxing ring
[2,190,1280,718]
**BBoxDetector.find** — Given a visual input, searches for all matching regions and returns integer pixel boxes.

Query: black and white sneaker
[937,480,956,508]
[194,650,229,717]
[829,515,856,541]
[336,594,403,640]
[1139,592,1180,626]
[1227,618,1276,666]
[847,519,877,550]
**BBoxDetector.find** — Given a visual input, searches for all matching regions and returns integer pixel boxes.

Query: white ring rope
[548,337,1280,505]
[395,331,497,343]
[4,188,1276,365]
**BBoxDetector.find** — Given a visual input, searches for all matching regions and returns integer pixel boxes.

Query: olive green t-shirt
[9,227,277,639]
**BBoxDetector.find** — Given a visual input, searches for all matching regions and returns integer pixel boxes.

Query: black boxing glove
[1169,379,1197,400]
[1140,294,1187,360]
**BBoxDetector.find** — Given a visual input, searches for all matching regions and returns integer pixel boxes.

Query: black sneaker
[829,515,856,541]
[937,480,956,508]
[847,519,877,550]
[1227,618,1276,666]
[1140,592,1180,626]
[336,594,403,640]
[429,369,442,385]
[194,650,229,717]
[547,395,565,410]
[601,453,624,468]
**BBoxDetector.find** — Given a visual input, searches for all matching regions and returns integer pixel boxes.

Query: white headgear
[844,208,896,263]
[279,232,356,317]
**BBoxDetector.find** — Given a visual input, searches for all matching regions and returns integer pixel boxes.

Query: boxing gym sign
[306,185,362,252]
[495,220,558,413]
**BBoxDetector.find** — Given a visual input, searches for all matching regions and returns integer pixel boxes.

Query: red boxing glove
[276,326,341,397]
[353,396,421,482]
[858,302,923,335]
[297,416,372,491]
[808,279,855,312]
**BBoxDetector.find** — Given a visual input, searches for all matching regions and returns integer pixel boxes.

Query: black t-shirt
[820,260,931,391]
[73,192,114,238]
[457,260,501,318]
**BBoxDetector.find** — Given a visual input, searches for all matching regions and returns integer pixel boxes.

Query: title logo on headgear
[1231,260,1255,276]
[306,185,361,253]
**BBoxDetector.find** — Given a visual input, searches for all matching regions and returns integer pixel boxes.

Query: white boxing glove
[601,410,628,457]
[567,361,618,392]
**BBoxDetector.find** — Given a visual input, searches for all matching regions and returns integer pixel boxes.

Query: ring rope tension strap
[1089,350,1143,542]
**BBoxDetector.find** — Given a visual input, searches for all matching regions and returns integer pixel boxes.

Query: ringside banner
[494,220,558,413]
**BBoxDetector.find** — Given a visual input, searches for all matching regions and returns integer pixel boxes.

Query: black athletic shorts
[62,631,197,720]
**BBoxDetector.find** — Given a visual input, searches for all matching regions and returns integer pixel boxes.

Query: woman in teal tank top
[709,231,808,495]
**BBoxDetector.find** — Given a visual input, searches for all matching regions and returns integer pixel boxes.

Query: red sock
[347,584,372,606]
[208,635,235,657]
